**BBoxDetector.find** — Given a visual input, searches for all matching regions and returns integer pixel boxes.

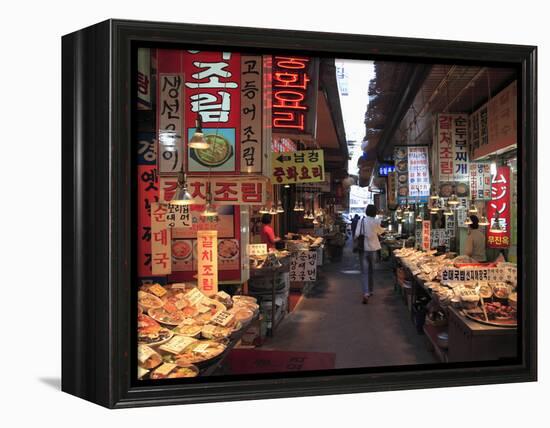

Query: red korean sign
[159,176,268,205]
[197,230,218,296]
[183,51,241,173]
[272,56,318,137]
[487,166,511,248]
[422,220,431,251]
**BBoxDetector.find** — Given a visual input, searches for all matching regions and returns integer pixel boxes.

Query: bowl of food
[191,133,233,168]
[150,363,199,379]
[219,239,239,260]
[439,183,453,197]
[138,291,164,311]
[456,183,469,197]
[172,240,193,260]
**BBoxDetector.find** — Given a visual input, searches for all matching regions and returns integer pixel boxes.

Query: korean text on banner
[272,150,324,184]
[184,51,240,173]
[289,250,317,282]
[137,164,158,277]
[150,202,172,275]
[407,146,430,202]
[487,166,511,248]
[240,56,263,173]
[422,220,431,251]
[469,162,492,200]
[197,230,218,296]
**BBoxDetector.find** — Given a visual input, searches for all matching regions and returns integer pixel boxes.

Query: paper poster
[289,250,317,282]
[240,55,263,173]
[150,203,172,275]
[197,230,218,296]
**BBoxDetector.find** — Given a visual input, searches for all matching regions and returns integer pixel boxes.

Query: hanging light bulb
[201,202,217,217]
[468,202,478,214]
[298,201,305,212]
[479,215,490,226]
[269,206,278,215]
[313,218,319,225]
[259,206,269,214]
[171,172,194,205]
[448,193,459,205]
[189,118,210,149]
[443,205,454,216]
[416,214,423,222]
[276,200,284,213]
[284,184,290,188]
[464,217,472,225]
[293,200,300,212]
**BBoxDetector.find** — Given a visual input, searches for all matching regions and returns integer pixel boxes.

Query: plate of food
[138,291,164,311]
[138,314,174,346]
[219,239,239,260]
[174,340,227,366]
[172,324,202,338]
[149,363,199,379]
[439,183,453,197]
[148,307,190,326]
[395,148,407,159]
[464,302,517,327]
[191,133,233,168]
[172,240,193,260]
[396,160,407,173]
[201,324,233,341]
[398,185,408,197]
[137,344,163,369]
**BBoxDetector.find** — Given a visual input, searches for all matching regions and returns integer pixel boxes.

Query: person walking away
[354,204,385,304]
[464,215,487,262]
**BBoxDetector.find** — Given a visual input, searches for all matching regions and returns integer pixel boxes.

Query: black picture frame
[62,19,537,408]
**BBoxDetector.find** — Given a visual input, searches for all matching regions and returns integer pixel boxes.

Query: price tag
[137,344,157,364]
[193,343,210,354]
[210,310,235,327]
[196,303,211,314]
[175,299,187,310]
[149,283,167,297]
[154,363,177,376]
[185,288,206,306]
[160,336,196,354]
[216,291,231,301]
[201,324,216,336]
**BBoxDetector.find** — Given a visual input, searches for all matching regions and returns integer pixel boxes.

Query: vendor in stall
[260,213,281,250]
[464,215,487,262]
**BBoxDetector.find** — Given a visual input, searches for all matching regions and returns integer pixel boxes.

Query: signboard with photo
[394,146,408,204]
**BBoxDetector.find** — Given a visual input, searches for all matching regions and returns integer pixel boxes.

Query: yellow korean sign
[197,230,218,296]
[272,149,325,184]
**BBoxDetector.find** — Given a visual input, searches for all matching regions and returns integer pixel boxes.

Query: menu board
[394,146,408,204]
[289,251,317,282]
[407,146,429,202]
[469,162,492,200]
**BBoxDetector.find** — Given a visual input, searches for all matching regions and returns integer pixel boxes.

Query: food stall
[392,248,517,363]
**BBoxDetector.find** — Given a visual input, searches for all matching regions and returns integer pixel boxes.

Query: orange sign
[197,231,218,296]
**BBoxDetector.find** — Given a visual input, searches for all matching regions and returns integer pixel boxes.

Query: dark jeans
[359,250,377,295]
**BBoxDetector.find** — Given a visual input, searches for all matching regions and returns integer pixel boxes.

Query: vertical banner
[387,171,397,207]
[469,162,492,200]
[271,56,319,138]
[137,163,158,277]
[151,203,172,275]
[137,48,152,110]
[184,51,241,173]
[487,166,511,248]
[394,146,408,204]
[407,146,430,202]
[289,251,317,282]
[197,230,218,296]
[157,50,185,174]
[240,55,263,173]
[436,113,469,197]
[422,220,431,251]
[452,114,469,196]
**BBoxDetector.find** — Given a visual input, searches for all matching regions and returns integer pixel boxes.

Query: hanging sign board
[150,203,172,275]
[197,230,218,296]
[407,146,430,202]
[469,162,492,200]
[240,55,263,173]
[271,149,324,184]
[272,56,319,138]
[183,50,240,174]
[422,220,431,251]
[487,166,511,248]
[159,176,268,205]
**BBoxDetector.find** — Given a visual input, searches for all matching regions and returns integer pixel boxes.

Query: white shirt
[354,216,385,251]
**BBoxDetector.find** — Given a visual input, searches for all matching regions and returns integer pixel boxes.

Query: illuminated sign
[377,164,395,176]
[271,56,318,136]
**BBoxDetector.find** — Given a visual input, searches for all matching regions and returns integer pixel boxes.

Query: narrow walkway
[263,239,437,368]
